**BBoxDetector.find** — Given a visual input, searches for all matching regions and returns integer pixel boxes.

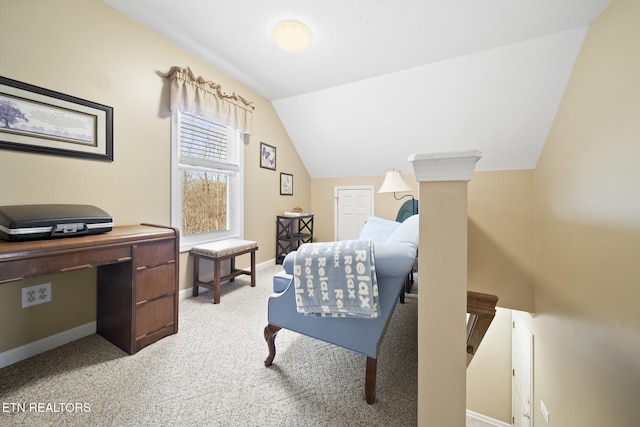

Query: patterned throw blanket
[293,239,379,318]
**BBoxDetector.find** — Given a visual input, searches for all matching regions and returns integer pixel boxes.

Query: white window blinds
[179,113,240,171]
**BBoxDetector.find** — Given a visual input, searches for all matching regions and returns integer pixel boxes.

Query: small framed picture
[280,173,293,195]
[260,142,276,170]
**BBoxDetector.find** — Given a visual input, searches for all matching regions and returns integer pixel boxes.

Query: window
[171,110,244,249]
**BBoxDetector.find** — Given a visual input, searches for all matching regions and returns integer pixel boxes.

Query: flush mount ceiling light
[272,20,312,52]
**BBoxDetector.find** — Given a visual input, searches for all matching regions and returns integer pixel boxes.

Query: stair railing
[466,290,498,366]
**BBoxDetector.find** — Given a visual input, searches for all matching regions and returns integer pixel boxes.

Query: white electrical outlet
[21,282,52,308]
[540,400,550,424]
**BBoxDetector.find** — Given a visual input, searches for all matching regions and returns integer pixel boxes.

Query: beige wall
[468,170,535,312]
[0,0,309,352]
[467,3,640,423]
[3,1,636,425]
[528,0,640,425]
[466,308,513,422]
[310,174,419,242]
[312,171,535,309]
[469,0,640,424]
[311,170,533,423]
[464,170,534,422]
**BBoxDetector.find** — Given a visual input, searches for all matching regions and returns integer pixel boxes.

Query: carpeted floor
[0,263,419,426]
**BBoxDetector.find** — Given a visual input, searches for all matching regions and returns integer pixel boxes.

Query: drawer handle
[136,260,175,271]
[0,277,24,284]
[60,264,92,272]
[136,292,174,305]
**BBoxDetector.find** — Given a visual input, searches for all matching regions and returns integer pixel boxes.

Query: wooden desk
[0,224,180,354]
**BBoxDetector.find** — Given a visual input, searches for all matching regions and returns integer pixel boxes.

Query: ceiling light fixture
[272,20,312,52]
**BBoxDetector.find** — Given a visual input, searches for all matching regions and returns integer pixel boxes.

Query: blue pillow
[359,216,401,243]
[386,214,419,248]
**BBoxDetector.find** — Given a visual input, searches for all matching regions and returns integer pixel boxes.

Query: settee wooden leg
[365,357,377,404]
[264,324,281,367]
[406,269,414,293]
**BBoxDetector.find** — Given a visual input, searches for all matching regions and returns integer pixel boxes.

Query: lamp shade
[378,170,412,193]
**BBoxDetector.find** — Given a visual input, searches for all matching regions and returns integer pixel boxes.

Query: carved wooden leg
[365,356,377,404]
[264,324,281,367]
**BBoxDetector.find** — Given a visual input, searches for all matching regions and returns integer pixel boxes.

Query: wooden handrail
[466,290,498,367]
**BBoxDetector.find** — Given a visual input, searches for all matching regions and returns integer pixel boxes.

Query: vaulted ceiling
[102,0,610,178]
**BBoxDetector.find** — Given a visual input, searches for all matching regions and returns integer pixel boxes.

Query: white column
[410,151,482,427]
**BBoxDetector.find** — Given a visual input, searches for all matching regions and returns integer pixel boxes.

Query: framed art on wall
[0,76,113,161]
[280,173,293,195]
[260,142,276,170]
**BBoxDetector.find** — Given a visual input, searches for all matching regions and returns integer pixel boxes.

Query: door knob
[522,412,531,419]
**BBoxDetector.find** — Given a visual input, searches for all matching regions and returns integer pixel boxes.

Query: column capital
[409,150,482,182]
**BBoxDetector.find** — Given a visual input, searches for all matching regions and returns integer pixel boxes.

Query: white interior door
[334,186,374,241]
[512,312,534,427]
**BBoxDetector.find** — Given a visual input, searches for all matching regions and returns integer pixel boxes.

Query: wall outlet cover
[21,282,52,308]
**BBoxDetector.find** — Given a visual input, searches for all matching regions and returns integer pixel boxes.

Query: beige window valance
[163,66,254,134]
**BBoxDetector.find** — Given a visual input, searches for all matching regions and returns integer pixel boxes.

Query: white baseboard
[256,258,277,269]
[179,257,279,300]
[2,261,281,367]
[0,322,96,369]
[466,410,511,427]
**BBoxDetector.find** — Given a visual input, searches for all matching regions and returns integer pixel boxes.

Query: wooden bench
[191,239,258,304]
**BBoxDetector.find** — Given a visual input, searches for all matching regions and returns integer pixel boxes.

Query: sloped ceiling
[102,0,610,177]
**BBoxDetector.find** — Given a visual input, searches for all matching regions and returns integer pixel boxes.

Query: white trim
[466,410,512,427]
[179,258,280,300]
[171,110,245,252]
[255,258,278,270]
[0,322,96,369]
[409,150,482,182]
[179,286,195,300]
[2,256,283,367]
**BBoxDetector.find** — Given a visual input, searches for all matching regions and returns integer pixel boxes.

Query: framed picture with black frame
[260,142,276,170]
[280,173,293,195]
[0,76,113,161]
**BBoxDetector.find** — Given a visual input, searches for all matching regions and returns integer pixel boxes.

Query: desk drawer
[1,246,131,283]
[136,240,175,268]
[135,263,176,302]
[136,295,175,339]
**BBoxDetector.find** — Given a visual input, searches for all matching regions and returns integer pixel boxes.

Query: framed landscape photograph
[0,76,113,161]
[260,142,276,170]
[280,173,293,195]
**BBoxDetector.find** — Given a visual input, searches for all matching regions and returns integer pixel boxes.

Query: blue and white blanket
[293,239,379,318]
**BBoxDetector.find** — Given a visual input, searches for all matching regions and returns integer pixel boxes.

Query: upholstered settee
[263,214,419,404]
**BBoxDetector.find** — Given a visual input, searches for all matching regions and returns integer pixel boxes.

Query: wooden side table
[191,239,258,304]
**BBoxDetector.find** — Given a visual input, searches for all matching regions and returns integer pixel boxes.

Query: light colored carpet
[0,263,419,426]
